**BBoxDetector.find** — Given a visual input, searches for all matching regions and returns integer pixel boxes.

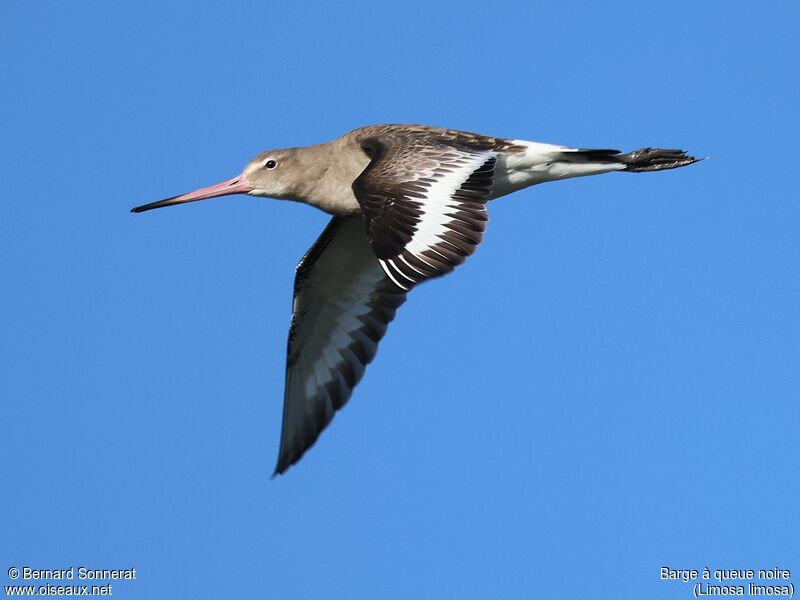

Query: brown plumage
[131,124,700,474]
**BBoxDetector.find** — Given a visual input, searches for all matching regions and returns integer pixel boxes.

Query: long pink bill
[131,175,253,213]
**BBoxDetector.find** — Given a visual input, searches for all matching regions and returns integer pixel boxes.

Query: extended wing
[353,135,496,290]
[276,216,406,475]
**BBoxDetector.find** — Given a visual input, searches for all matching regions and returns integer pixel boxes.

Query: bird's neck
[288,138,369,215]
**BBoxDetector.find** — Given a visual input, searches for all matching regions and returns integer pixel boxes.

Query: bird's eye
[265,159,277,169]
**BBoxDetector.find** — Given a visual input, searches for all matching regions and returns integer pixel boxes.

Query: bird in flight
[132,124,699,474]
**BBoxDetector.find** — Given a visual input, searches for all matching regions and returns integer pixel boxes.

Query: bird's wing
[352,135,496,290]
[275,216,407,475]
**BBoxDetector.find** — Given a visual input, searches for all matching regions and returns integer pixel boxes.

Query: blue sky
[1,1,797,598]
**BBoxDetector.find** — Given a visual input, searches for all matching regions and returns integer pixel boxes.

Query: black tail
[564,147,700,172]
[617,147,700,172]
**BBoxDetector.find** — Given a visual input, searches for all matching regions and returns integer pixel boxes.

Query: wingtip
[272,455,292,478]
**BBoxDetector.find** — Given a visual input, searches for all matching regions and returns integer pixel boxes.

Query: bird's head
[131,148,301,213]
